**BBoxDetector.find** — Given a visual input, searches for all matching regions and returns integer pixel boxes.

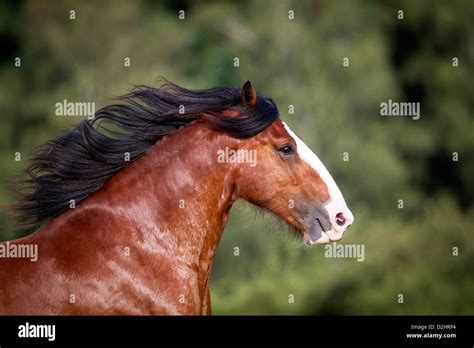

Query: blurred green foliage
[0,0,472,314]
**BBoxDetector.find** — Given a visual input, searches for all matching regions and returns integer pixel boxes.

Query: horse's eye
[278,144,294,155]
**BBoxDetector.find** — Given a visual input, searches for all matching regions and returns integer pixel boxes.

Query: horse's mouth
[304,218,345,245]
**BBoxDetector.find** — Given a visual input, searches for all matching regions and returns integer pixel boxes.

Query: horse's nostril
[335,213,346,227]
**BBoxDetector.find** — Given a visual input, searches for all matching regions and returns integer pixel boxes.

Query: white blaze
[283,122,354,243]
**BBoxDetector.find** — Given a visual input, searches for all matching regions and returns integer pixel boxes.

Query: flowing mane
[13,79,279,226]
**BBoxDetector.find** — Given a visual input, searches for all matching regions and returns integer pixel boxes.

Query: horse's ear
[241,81,257,106]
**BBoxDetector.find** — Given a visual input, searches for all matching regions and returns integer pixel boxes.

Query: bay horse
[0,79,354,315]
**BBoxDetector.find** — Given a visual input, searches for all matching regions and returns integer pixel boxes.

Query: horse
[0,79,354,315]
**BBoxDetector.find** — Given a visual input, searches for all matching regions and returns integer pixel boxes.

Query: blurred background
[0,0,473,314]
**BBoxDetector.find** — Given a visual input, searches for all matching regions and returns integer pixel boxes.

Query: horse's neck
[90,122,235,280]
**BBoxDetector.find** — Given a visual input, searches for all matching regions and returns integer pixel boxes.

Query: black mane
[12,79,279,226]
